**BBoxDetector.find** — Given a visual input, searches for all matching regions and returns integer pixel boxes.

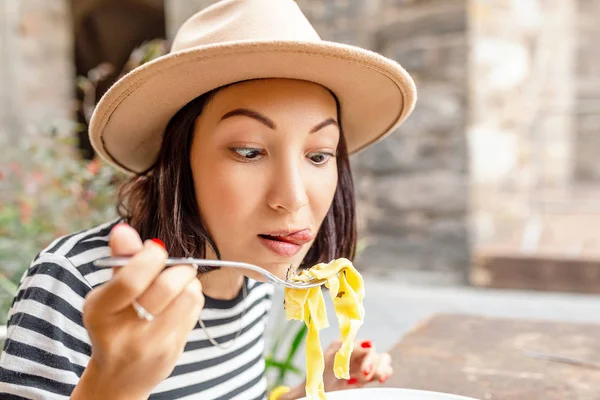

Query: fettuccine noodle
[284,258,365,400]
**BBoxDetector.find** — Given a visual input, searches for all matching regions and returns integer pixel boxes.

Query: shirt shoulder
[35,218,122,288]
[0,220,124,399]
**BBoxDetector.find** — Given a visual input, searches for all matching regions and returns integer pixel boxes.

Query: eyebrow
[221,108,275,129]
[309,118,338,133]
[220,108,338,134]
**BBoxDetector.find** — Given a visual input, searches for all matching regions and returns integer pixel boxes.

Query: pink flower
[87,158,101,175]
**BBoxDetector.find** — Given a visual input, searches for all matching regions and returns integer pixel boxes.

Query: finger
[96,240,168,312]
[347,339,371,361]
[350,341,376,383]
[373,353,393,383]
[159,279,205,339]
[349,340,374,374]
[110,222,144,256]
[325,339,343,356]
[358,349,377,382]
[346,376,365,388]
[348,349,377,387]
[342,340,374,387]
[109,223,143,276]
[135,264,199,316]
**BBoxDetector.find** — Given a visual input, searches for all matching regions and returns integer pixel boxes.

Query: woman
[0,0,416,399]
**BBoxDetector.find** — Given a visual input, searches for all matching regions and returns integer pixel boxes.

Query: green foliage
[265,321,308,391]
[0,40,168,324]
[0,114,126,325]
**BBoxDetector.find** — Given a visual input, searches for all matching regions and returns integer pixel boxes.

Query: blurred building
[469,0,600,293]
[1,0,599,290]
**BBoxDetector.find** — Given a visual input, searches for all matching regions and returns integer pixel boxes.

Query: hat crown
[171,0,321,52]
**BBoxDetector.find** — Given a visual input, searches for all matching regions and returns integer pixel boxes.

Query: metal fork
[93,257,329,289]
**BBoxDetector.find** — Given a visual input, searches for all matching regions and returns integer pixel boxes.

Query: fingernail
[360,340,372,349]
[363,364,372,376]
[347,377,358,385]
[379,375,389,383]
[151,238,166,249]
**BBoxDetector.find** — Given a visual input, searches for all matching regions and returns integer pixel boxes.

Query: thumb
[83,222,145,320]
[109,222,144,275]
[325,339,343,356]
[109,222,144,256]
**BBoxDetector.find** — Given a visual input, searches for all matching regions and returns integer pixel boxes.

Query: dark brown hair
[117,83,356,272]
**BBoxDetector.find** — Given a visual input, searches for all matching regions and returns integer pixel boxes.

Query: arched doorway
[71,0,166,159]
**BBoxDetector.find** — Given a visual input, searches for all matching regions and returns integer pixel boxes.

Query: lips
[258,229,315,245]
[258,229,315,257]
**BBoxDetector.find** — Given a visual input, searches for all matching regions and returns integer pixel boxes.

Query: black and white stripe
[0,219,273,399]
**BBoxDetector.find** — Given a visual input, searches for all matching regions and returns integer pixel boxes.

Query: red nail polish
[360,340,372,349]
[379,375,389,383]
[151,238,166,249]
[347,377,358,385]
[363,364,372,376]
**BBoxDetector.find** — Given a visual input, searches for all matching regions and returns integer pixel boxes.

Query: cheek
[195,163,258,223]
[192,157,268,257]
[308,165,338,222]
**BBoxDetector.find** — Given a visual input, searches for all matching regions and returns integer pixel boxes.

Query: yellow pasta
[284,258,365,400]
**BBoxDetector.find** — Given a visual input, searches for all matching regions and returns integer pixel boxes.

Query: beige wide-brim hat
[89,0,417,175]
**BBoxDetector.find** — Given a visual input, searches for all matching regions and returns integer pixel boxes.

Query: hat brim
[89,40,417,174]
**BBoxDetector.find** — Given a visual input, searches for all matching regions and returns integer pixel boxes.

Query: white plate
[298,388,479,400]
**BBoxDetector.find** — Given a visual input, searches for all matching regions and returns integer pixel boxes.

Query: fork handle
[94,257,252,269]
[93,256,326,289]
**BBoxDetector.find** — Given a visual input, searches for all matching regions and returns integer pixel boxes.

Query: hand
[278,339,392,400]
[323,339,392,391]
[72,223,205,400]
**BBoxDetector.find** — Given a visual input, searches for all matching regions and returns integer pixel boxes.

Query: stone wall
[574,0,600,182]
[469,0,577,252]
[1,0,598,286]
[349,0,470,283]
[0,0,74,150]
[166,0,471,284]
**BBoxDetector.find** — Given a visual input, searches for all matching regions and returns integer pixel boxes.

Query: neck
[199,267,245,300]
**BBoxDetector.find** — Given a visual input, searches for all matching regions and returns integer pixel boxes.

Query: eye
[231,147,265,161]
[307,152,335,165]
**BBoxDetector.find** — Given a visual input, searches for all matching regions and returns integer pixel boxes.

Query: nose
[267,157,309,213]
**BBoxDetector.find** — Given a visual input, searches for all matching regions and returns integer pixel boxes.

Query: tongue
[260,230,312,244]
[261,235,291,243]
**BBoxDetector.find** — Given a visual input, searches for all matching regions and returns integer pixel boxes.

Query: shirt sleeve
[0,254,93,399]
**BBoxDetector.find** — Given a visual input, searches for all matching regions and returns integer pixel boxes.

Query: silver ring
[131,300,154,322]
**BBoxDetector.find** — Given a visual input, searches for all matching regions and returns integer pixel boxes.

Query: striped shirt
[0,219,274,399]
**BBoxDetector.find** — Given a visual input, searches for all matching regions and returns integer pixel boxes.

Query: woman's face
[190,79,340,279]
